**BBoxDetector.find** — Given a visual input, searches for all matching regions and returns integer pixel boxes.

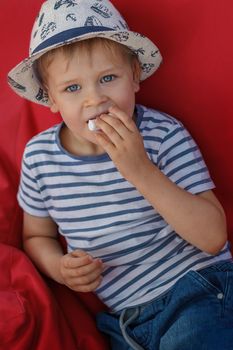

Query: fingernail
[96,258,102,264]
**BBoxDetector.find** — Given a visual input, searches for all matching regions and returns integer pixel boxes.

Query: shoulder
[26,124,60,148]
[22,123,62,165]
[137,104,188,146]
[24,124,60,154]
[137,104,184,133]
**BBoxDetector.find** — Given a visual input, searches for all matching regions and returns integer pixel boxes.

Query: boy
[8,0,233,349]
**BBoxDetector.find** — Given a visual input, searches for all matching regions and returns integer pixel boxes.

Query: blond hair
[35,37,140,88]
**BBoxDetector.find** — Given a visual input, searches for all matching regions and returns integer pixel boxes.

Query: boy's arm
[23,213,64,283]
[127,161,227,255]
[95,106,227,255]
[23,212,103,291]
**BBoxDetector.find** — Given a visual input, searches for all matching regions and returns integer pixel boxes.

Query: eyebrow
[56,64,124,87]
[57,79,78,88]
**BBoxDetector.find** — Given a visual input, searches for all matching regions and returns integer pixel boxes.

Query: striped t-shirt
[18,105,231,312]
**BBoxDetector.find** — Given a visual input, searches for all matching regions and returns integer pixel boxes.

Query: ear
[132,59,141,93]
[48,91,59,113]
[50,102,59,114]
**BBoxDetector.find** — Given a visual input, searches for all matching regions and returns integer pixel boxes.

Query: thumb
[71,249,90,259]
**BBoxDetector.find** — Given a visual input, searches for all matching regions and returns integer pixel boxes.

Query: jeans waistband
[114,260,233,317]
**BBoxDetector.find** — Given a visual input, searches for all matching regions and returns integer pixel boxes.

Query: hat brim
[8,29,162,107]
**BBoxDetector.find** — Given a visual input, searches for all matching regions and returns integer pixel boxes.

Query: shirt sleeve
[17,149,50,217]
[157,120,215,194]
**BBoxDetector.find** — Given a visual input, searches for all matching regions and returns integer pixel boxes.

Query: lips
[87,111,114,131]
[88,111,108,121]
[87,111,107,130]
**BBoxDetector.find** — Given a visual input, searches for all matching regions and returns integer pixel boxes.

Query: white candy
[88,112,114,131]
[88,119,100,131]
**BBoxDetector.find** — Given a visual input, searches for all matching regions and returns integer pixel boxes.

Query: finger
[100,113,132,139]
[66,258,103,278]
[71,265,103,285]
[71,249,88,258]
[71,276,103,292]
[108,105,137,132]
[94,129,116,154]
[96,115,123,146]
[63,251,93,269]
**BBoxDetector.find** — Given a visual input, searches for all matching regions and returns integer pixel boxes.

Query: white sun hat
[8,0,162,107]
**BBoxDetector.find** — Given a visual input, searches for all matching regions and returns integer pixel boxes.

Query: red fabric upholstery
[0,243,108,349]
[0,0,232,348]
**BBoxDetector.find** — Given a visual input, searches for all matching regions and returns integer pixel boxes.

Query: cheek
[59,110,81,130]
[120,87,137,115]
[64,118,84,131]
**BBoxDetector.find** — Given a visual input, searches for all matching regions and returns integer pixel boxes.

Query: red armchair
[0,0,232,348]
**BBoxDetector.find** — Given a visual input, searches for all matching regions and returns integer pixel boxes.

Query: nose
[83,85,108,108]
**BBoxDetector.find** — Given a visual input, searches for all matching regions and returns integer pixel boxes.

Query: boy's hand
[60,249,103,292]
[95,105,151,184]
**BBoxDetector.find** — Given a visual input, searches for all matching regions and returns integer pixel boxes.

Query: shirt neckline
[55,104,143,162]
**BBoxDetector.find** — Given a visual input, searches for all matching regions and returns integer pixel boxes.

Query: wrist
[128,157,156,188]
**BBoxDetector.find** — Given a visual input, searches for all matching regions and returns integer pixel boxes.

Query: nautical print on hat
[8,0,162,106]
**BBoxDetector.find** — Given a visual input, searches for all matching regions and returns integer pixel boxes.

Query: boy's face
[46,42,140,156]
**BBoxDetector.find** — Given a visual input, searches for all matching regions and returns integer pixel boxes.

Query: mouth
[87,111,111,131]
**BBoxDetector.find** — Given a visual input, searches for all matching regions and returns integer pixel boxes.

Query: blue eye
[66,84,81,92]
[100,75,116,83]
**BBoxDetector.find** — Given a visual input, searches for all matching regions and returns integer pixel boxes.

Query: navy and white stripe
[18,105,231,311]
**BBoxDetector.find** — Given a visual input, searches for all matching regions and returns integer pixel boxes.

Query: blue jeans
[96,261,233,349]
